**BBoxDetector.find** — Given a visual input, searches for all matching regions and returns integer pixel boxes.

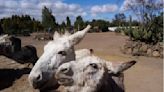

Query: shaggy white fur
[28,25,91,91]
[56,55,136,92]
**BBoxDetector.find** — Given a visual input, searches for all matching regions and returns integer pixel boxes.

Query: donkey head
[28,25,91,90]
[55,56,136,92]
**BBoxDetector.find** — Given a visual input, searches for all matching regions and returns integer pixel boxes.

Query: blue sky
[66,0,124,20]
[64,0,122,6]
[0,0,161,23]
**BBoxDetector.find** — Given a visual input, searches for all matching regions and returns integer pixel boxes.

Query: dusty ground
[0,32,163,92]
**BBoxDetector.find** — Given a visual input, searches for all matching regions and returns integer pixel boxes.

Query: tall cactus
[123,14,162,44]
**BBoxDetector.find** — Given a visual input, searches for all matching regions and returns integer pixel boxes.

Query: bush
[115,28,121,33]
[123,13,163,44]
[115,27,128,33]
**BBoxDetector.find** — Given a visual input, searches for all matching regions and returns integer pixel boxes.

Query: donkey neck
[97,73,125,92]
[65,46,76,62]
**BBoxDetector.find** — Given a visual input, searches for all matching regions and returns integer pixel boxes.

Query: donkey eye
[58,51,67,56]
[89,63,98,69]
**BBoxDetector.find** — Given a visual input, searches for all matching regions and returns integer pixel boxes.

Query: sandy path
[0,32,163,92]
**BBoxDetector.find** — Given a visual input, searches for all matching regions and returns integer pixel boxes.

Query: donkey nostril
[35,74,41,82]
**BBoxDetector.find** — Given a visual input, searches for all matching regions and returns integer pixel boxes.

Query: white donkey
[28,25,91,91]
[56,55,136,92]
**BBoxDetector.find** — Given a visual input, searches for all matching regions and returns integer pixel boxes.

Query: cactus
[123,13,163,44]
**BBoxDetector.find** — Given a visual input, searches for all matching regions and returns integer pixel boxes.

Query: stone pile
[121,40,163,58]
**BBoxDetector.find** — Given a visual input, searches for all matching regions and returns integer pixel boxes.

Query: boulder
[139,44,148,52]
[147,49,152,56]
[124,41,133,48]
[152,51,160,57]
[132,47,140,56]
[127,48,132,54]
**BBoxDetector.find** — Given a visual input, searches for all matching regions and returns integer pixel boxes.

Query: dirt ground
[0,32,163,92]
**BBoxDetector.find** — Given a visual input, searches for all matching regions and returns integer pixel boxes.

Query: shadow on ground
[0,68,31,90]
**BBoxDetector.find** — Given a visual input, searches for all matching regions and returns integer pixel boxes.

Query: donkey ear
[69,25,91,45]
[106,60,136,74]
[53,31,61,40]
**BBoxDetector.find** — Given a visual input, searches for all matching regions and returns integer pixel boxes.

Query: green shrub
[115,28,121,33]
[123,13,163,44]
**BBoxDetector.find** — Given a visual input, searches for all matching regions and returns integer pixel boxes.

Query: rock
[147,49,152,56]
[122,40,163,58]
[124,41,133,48]
[132,47,140,56]
[127,48,132,54]
[132,42,138,47]
[152,51,160,57]
[153,44,160,51]
[139,44,148,52]
[120,46,126,54]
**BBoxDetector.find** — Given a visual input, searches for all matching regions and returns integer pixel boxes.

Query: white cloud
[0,0,86,23]
[4,0,19,9]
[21,1,37,9]
[91,4,118,16]
[120,0,140,12]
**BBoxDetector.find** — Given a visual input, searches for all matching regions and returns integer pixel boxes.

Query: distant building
[108,26,138,32]
[108,27,117,32]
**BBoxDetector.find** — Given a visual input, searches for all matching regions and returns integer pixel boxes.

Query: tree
[42,6,56,31]
[60,21,66,33]
[0,15,44,35]
[66,16,71,28]
[113,13,126,26]
[74,16,84,31]
[122,0,163,44]
[0,23,3,35]
[90,19,109,32]
[124,0,162,26]
[33,21,44,32]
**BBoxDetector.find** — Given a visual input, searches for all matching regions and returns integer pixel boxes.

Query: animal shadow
[0,68,31,90]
